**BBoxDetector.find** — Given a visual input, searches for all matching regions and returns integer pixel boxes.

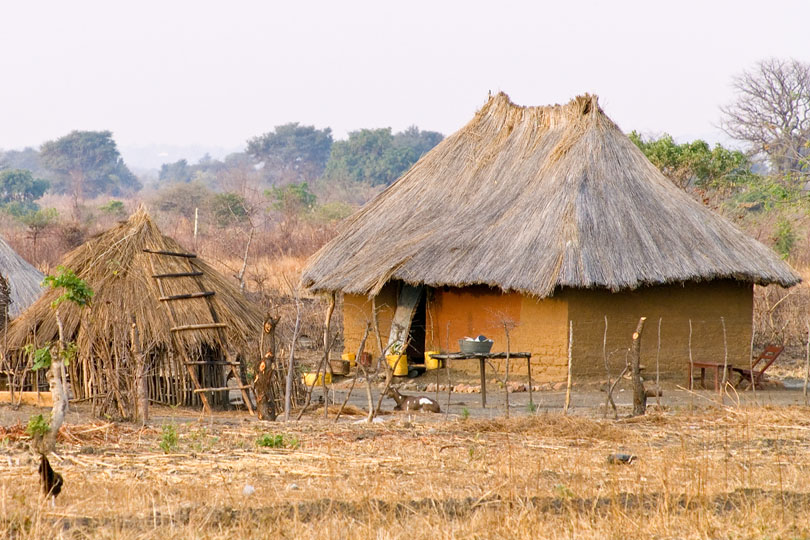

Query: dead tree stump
[254,316,280,421]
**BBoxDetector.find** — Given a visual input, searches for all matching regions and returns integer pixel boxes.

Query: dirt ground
[3,372,810,539]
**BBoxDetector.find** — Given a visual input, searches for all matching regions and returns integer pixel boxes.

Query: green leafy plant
[774,218,796,259]
[159,424,179,453]
[256,433,299,449]
[99,200,125,215]
[24,344,53,371]
[43,266,93,308]
[527,402,538,413]
[461,407,470,420]
[26,414,51,440]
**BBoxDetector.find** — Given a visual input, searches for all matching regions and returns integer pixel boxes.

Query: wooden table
[689,361,734,391]
[431,352,532,408]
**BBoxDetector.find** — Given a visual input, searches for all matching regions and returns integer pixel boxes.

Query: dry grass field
[2,403,810,539]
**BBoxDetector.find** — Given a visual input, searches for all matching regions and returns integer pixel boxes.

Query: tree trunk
[631,317,648,417]
[43,308,69,453]
[254,316,279,420]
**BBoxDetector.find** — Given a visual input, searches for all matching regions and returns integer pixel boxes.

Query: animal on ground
[385,387,441,413]
[39,455,63,502]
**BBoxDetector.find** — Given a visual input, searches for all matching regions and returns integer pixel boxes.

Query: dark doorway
[406,290,427,366]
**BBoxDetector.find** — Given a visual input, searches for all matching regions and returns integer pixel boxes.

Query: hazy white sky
[1,0,808,162]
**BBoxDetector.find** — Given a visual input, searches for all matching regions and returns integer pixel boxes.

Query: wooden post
[803,319,810,405]
[564,321,573,415]
[284,295,302,421]
[602,315,615,418]
[688,319,694,390]
[323,292,336,418]
[656,317,662,408]
[131,316,148,425]
[720,317,728,399]
[504,325,511,418]
[631,317,647,417]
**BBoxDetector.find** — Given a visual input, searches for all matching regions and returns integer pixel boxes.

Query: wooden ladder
[145,249,254,414]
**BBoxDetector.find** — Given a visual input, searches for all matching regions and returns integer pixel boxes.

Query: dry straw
[2,207,263,414]
[303,92,799,297]
[0,235,43,317]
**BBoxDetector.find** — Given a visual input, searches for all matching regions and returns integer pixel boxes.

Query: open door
[406,292,427,365]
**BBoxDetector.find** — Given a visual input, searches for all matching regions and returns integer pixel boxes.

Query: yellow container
[341,352,356,368]
[301,372,332,387]
[425,351,441,370]
[386,354,409,377]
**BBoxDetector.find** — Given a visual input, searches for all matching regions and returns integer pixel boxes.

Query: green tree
[247,123,333,184]
[393,126,444,162]
[0,169,48,206]
[209,192,249,227]
[158,159,193,183]
[40,131,141,215]
[266,182,317,214]
[0,147,51,179]
[323,127,442,186]
[14,208,59,260]
[628,132,755,189]
[152,181,213,220]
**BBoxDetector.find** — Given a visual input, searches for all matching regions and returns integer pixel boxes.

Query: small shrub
[774,218,796,259]
[527,402,538,413]
[256,433,299,449]
[26,414,50,439]
[460,407,470,420]
[159,424,179,453]
[99,200,125,216]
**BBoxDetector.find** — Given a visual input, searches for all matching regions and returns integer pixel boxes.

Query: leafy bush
[43,265,93,308]
[774,218,796,258]
[24,344,53,371]
[256,433,299,449]
[266,182,316,214]
[160,424,179,453]
[99,200,125,215]
[26,414,50,439]
[210,192,249,226]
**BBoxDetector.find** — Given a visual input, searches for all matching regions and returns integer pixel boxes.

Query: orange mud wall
[565,280,753,379]
[429,285,569,380]
[341,280,753,383]
[342,282,398,358]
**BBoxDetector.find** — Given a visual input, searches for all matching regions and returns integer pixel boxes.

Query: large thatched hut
[302,93,800,381]
[0,236,44,318]
[3,208,262,415]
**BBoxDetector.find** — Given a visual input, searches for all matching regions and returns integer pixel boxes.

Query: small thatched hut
[302,93,800,381]
[3,208,262,415]
[0,236,44,318]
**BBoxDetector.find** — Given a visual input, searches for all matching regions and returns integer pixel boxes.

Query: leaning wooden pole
[322,292,336,419]
[564,321,573,415]
[631,317,648,417]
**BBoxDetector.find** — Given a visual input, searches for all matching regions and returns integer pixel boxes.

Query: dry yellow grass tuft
[3,406,810,538]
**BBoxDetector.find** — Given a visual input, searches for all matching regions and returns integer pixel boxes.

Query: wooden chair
[732,345,783,390]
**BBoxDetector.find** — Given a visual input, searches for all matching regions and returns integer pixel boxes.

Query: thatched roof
[5,207,262,356]
[0,236,43,317]
[303,93,800,297]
